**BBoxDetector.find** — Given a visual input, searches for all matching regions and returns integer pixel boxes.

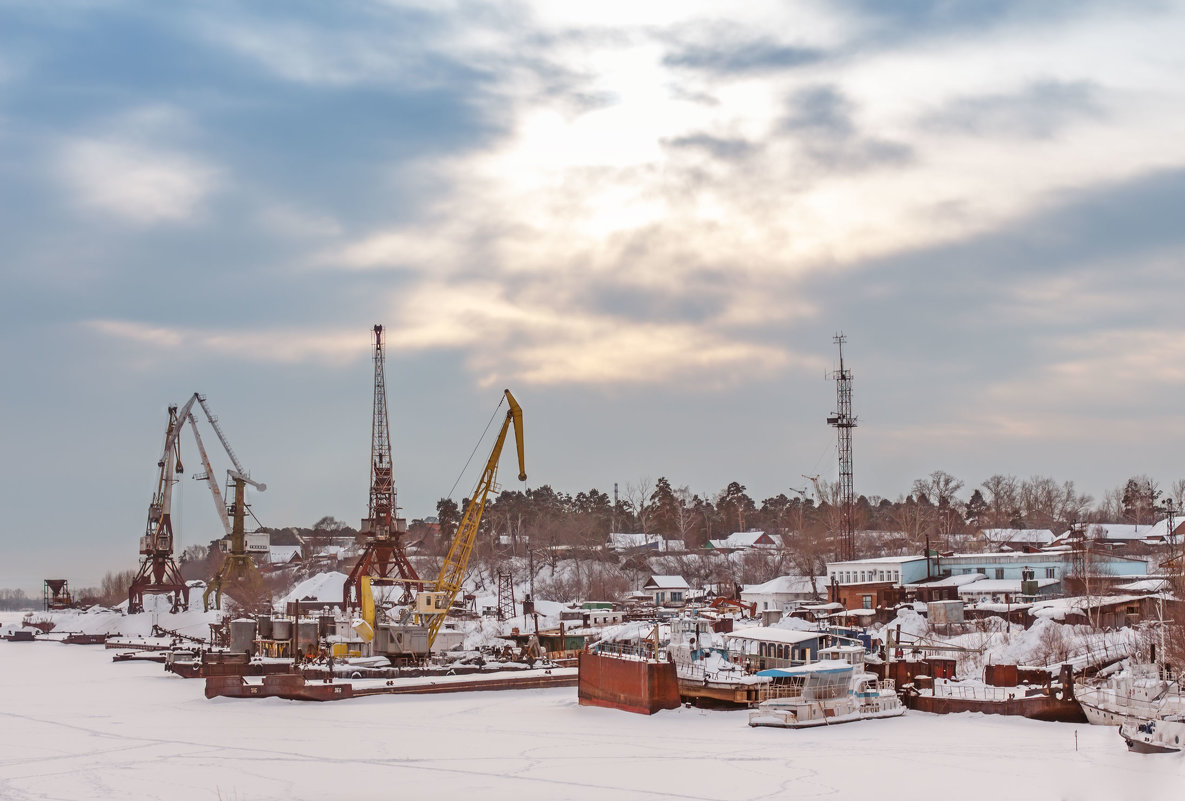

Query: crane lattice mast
[344,325,422,608]
[128,400,198,614]
[827,333,857,562]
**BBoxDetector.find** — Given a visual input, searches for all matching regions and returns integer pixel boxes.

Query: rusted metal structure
[496,572,516,620]
[577,650,682,715]
[205,668,575,701]
[43,579,74,611]
[344,325,422,608]
[129,401,197,614]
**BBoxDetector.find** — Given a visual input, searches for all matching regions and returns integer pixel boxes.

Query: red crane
[343,325,422,608]
[128,397,199,613]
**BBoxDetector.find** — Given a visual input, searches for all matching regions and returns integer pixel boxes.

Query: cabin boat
[1119,714,1185,753]
[748,646,903,729]
[1077,672,1185,727]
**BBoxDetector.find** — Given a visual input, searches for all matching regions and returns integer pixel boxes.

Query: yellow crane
[416,389,525,649]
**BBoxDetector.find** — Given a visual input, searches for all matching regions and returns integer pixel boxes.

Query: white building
[740,576,825,612]
[642,575,690,606]
[708,531,779,550]
[825,556,930,586]
[607,533,684,552]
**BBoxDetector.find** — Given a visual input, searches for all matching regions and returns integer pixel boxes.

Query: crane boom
[186,413,232,537]
[422,389,525,648]
[195,394,266,491]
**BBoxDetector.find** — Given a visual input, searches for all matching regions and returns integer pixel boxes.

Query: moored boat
[748,657,903,729]
[1119,715,1185,753]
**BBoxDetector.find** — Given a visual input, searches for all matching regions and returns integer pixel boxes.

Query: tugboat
[1119,715,1185,753]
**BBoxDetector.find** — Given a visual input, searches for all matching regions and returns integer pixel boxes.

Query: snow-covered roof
[978,528,1056,546]
[1082,523,1159,541]
[1029,593,1163,620]
[607,532,682,551]
[1114,578,1170,593]
[719,531,774,548]
[958,578,1057,595]
[904,573,986,588]
[741,575,824,597]
[1138,518,1184,541]
[268,545,302,564]
[643,575,690,590]
[725,626,822,645]
[608,532,659,548]
[279,571,347,604]
[827,555,927,568]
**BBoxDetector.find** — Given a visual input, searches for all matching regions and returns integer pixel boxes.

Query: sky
[3,0,1185,592]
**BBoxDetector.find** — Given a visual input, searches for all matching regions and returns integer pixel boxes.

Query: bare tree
[981,474,1021,528]
[624,478,655,534]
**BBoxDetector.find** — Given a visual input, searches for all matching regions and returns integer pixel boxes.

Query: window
[671,592,683,602]
[879,570,886,581]
[862,595,873,609]
[995,568,1004,580]
[1045,568,1056,579]
[860,571,866,582]
[656,592,665,603]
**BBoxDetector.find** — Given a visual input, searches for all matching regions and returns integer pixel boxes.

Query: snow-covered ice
[0,640,1180,800]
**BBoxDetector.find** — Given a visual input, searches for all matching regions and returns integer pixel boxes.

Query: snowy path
[0,643,1180,801]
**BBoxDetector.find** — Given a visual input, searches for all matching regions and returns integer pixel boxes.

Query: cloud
[921,80,1104,139]
[779,85,913,171]
[85,319,364,365]
[57,137,218,224]
[195,6,481,89]
[663,133,755,161]
[663,40,826,75]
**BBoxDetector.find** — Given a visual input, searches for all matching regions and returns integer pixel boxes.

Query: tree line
[421,471,1184,561]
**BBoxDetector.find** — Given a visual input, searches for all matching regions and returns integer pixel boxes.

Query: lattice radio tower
[496,572,516,620]
[343,324,423,608]
[826,333,857,561]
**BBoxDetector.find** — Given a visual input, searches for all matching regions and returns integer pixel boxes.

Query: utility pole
[827,333,858,562]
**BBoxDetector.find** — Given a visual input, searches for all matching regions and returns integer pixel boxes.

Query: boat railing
[591,641,660,661]
[756,682,807,702]
[932,681,1011,701]
[673,653,753,684]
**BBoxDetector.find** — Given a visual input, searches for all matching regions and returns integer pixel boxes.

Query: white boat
[1119,714,1185,753]
[748,658,904,729]
[1077,672,1185,727]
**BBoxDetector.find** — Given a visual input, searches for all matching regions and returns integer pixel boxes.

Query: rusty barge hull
[206,670,576,701]
[577,651,681,715]
[906,693,1087,723]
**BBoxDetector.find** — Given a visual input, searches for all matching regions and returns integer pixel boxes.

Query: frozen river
[0,642,1180,800]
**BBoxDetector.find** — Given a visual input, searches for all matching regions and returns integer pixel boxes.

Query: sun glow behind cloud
[73,1,1185,396]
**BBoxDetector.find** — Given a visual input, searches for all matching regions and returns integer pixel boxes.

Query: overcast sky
[3,1,1185,592]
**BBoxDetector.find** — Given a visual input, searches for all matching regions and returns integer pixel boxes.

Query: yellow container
[331,643,349,658]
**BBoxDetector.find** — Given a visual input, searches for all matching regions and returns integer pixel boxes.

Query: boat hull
[1119,718,1185,754]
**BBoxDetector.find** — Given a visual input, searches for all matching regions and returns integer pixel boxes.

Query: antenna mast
[826,333,857,562]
